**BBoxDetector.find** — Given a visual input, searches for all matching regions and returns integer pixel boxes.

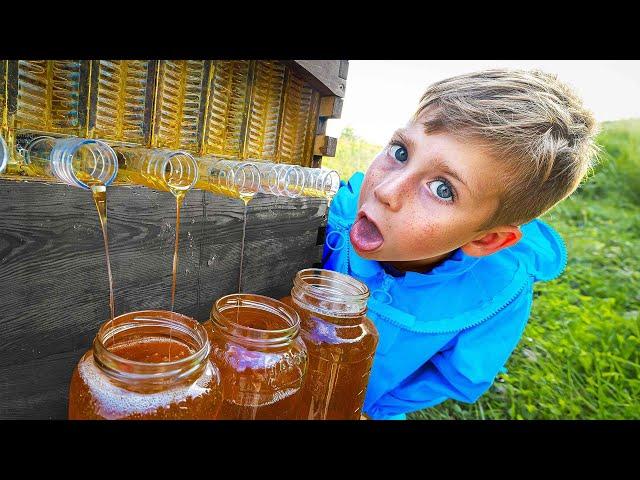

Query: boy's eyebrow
[391,129,414,149]
[432,158,470,192]
[393,128,471,193]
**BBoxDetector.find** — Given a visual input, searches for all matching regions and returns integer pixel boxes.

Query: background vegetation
[325,120,640,419]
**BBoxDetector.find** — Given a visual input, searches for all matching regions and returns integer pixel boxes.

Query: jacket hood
[508,217,567,282]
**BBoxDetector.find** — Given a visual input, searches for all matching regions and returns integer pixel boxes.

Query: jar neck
[199,157,261,198]
[291,268,370,323]
[0,134,7,174]
[209,294,300,349]
[93,310,210,389]
[19,133,118,189]
[113,146,198,193]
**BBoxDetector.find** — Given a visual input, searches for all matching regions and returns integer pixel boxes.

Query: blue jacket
[322,172,567,420]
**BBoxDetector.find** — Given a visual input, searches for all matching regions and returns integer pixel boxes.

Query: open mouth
[350,211,384,253]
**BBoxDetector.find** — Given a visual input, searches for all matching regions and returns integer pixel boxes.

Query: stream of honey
[167,189,187,361]
[90,184,115,340]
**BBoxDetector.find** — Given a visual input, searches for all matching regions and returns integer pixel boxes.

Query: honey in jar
[284,268,379,420]
[203,294,307,420]
[68,310,222,420]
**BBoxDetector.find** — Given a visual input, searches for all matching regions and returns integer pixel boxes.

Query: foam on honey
[77,352,215,420]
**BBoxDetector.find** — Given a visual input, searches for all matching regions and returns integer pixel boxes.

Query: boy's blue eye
[428,180,454,202]
[389,144,408,162]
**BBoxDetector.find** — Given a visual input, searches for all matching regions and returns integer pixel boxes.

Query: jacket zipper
[345,227,351,275]
[343,221,533,335]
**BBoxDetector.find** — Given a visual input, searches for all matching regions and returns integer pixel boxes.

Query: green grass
[409,119,640,419]
[328,120,640,419]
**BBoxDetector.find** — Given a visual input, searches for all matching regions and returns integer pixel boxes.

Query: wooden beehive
[0,60,348,419]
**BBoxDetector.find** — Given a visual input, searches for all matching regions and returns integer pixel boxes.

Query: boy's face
[352,121,508,269]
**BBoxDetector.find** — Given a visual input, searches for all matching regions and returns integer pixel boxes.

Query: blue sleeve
[321,172,364,269]
[365,281,534,419]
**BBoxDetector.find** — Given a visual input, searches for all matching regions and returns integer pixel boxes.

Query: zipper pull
[371,272,393,304]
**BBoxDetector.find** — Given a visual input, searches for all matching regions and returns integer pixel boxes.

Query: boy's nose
[373,173,407,212]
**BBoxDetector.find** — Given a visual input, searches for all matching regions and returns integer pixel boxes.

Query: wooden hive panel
[152,60,211,152]
[243,60,287,161]
[202,60,251,158]
[91,60,153,145]
[13,60,88,136]
[277,71,320,166]
[0,179,327,418]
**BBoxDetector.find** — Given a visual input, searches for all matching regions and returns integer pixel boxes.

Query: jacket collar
[348,242,481,287]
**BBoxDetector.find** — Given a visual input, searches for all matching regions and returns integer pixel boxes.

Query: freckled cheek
[365,156,389,181]
[359,169,384,206]
[389,212,449,251]
[384,212,426,245]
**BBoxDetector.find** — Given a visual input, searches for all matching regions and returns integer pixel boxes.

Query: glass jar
[252,161,305,198]
[195,156,261,203]
[68,310,222,420]
[300,166,340,198]
[20,134,118,189]
[284,268,379,420]
[204,294,307,420]
[0,134,7,174]
[112,145,198,197]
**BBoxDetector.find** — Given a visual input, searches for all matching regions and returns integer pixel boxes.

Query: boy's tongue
[350,216,384,252]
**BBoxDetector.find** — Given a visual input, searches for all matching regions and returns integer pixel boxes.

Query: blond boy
[322,69,598,420]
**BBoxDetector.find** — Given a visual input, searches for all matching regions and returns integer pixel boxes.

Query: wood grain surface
[291,61,348,98]
[0,178,327,419]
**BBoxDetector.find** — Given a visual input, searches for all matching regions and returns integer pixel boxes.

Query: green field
[327,120,640,420]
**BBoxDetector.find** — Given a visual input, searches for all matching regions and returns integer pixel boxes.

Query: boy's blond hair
[411,69,600,229]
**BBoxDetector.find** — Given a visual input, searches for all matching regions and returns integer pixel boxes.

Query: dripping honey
[90,184,116,335]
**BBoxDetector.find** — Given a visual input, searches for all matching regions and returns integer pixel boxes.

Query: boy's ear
[460,225,523,257]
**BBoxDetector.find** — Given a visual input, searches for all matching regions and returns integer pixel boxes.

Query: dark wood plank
[313,135,338,157]
[319,96,343,119]
[0,179,327,418]
[338,60,349,80]
[290,61,348,98]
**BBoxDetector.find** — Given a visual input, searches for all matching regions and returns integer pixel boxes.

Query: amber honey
[285,269,378,420]
[92,60,151,144]
[89,184,116,327]
[68,310,222,420]
[243,60,286,161]
[204,294,307,420]
[14,61,85,136]
[277,72,319,166]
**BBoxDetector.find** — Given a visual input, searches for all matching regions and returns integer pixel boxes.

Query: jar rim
[291,268,369,318]
[93,310,210,382]
[155,149,199,191]
[0,134,6,174]
[293,268,370,302]
[49,137,118,189]
[210,294,300,344]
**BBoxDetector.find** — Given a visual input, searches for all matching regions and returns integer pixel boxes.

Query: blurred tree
[322,127,383,181]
